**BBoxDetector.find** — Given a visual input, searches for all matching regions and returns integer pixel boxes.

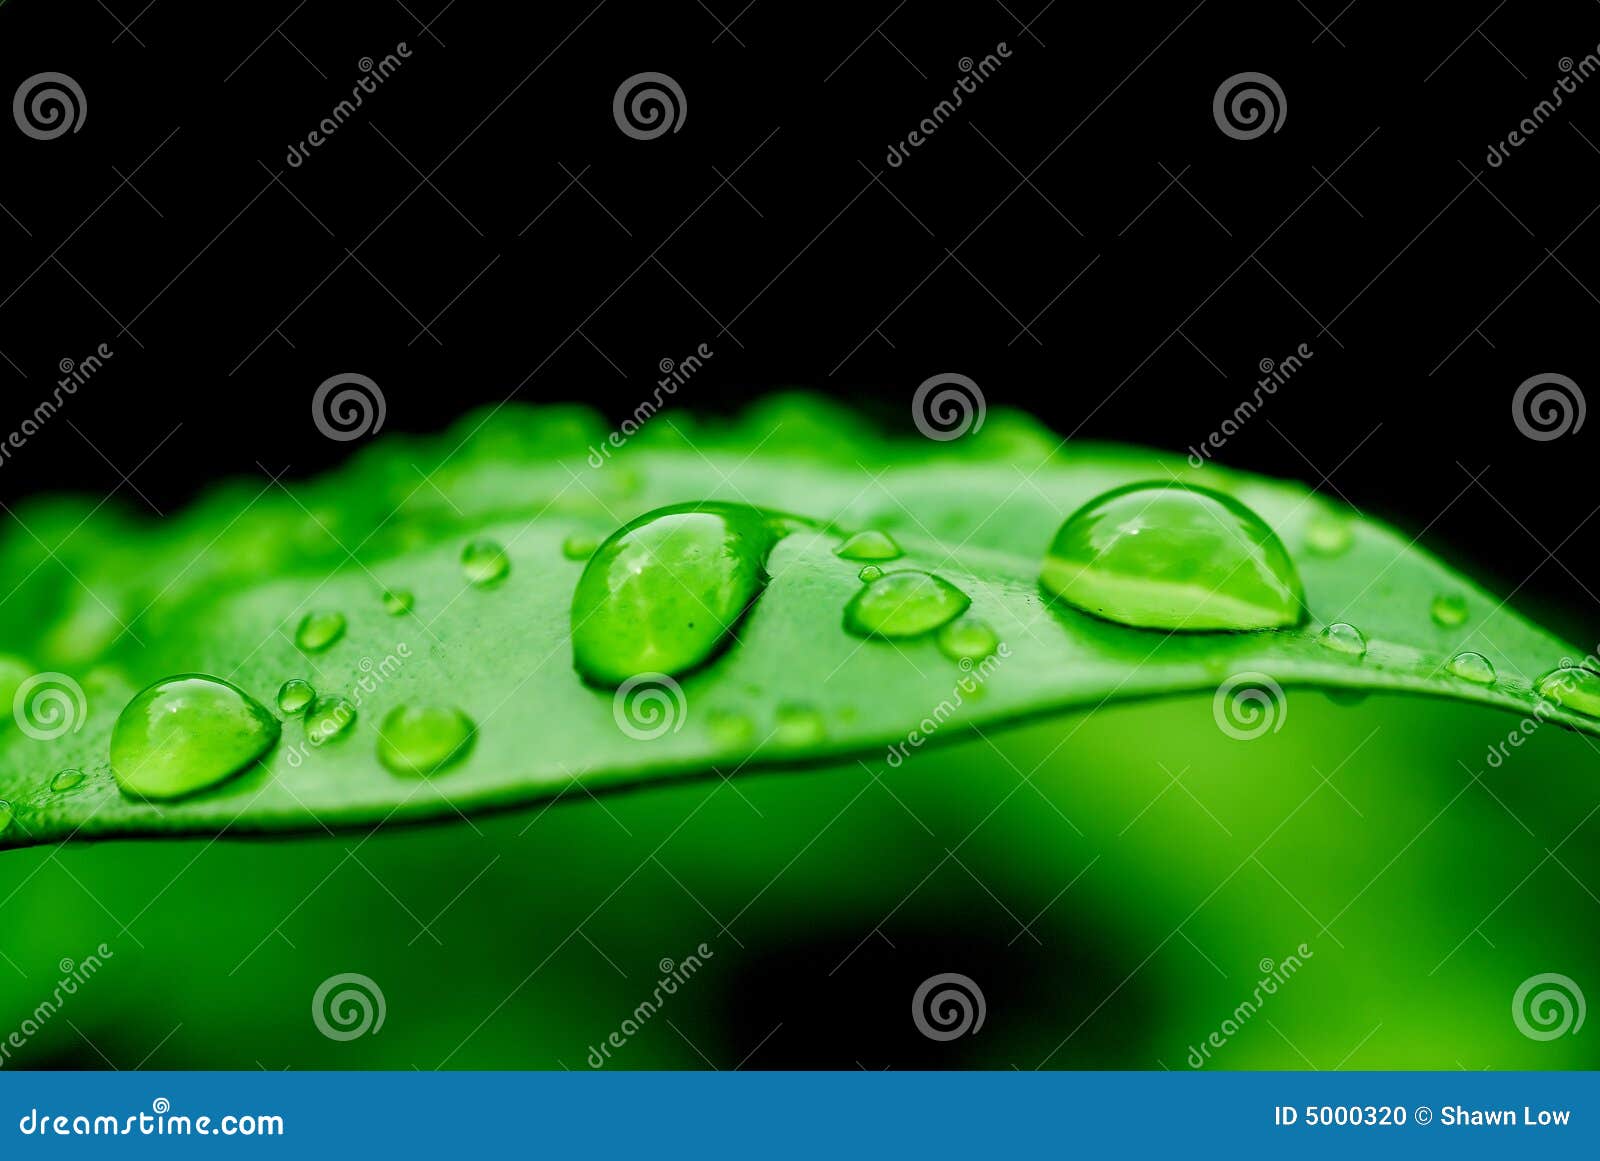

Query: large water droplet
[937,616,999,662]
[110,675,280,800]
[277,678,315,715]
[1040,483,1305,631]
[844,569,971,639]
[461,539,511,588]
[295,610,346,653]
[1318,622,1367,656]
[571,503,783,686]
[835,530,902,562]
[382,589,414,616]
[1535,666,1600,716]
[377,705,475,776]
[50,768,87,792]
[304,696,357,746]
[1430,593,1468,628]
[1448,651,1496,685]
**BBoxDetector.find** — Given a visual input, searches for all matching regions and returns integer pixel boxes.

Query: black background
[2,0,1598,635]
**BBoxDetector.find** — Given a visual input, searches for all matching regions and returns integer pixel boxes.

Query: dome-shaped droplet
[295,610,346,653]
[1448,651,1496,685]
[561,534,598,561]
[277,678,315,715]
[844,569,971,639]
[1304,511,1353,557]
[707,708,756,747]
[110,675,281,800]
[937,616,999,662]
[1430,593,1468,628]
[1040,483,1305,631]
[571,503,783,687]
[835,530,902,562]
[382,589,414,616]
[774,703,825,746]
[1318,622,1367,656]
[304,695,357,746]
[376,705,475,776]
[858,565,884,582]
[461,539,511,588]
[1535,666,1600,716]
[50,768,87,792]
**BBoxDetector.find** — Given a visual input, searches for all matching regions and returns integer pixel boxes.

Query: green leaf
[1,395,1592,849]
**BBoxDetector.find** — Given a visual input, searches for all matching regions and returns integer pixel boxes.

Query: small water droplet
[835,530,902,562]
[1430,593,1468,628]
[707,708,756,748]
[937,616,999,662]
[844,569,971,639]
[295,610,346,653]
[461,539,511,588]
[1040,483,1305,631]
[1304,511,1353,557]
[561,534,598,561]
[382,589,414,616]
[571,503,783,686]
[276,678,315,715]
[376,705,475,776]
[858,565,884,582]
[50,768,87,792]
[1318,622,1367,656]
[304,696,357,746]
[774,703,825,746]
[110,675,280,800]
[1535,666,1600,716]
[1448,651,1496,685]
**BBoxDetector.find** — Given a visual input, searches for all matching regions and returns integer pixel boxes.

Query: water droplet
[1430,593,1468,628]
[110,675,281,800]
[835,530,902,562]
[382,589,414,616]
[276,678,315,715]
[561,534,598,561]
[1448,651,1496,685]
[571,503,783,686]
[844,569,971,640]
[295,610,346,653]
[50,768,87,792]
[1304,511,1353,557]
[1535,666,1600,716]
[937,616,999,662]
[1040,483,1305,631]
[376,705,475,776]
[304,696,357,746]
[858,565,884,582]
[1318,622,1367,656]
[461,538,510,588]
[774,703,825,746]
[707,708,756,748]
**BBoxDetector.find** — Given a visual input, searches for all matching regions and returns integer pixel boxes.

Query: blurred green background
[3,685,1596,1070]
